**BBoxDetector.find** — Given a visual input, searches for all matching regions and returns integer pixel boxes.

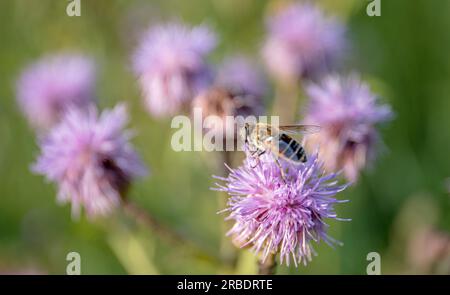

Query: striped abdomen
[276,133,307,163]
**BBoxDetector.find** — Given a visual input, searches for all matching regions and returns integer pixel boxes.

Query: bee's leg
[274,157,286,182]
[250,149,258,156]
[247,146,258,168]
[250,150,265,169]
[250,157,259,169]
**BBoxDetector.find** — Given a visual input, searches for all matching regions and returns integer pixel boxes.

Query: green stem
[122,199,218,262]
[258,253,277,275]
[272,80,300,124]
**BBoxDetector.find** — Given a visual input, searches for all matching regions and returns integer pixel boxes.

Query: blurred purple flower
[408,227,450,273]
[33,104,148,218]
[303,75,393,181]
[132,23,217,117]
[16,53,96,130]
[193,56,265,142]
[262,3,345,82]
[214,151,348,266]
[216,55,266,99]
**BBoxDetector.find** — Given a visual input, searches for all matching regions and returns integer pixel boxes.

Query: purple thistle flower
[303,75,393,181]
[192,56,265,142]
[216,55,266,99]
[132,23,217,117]
[262,3,345,81]
[33,104,148,218]
[16,53,96,130]
[214,151,348,266]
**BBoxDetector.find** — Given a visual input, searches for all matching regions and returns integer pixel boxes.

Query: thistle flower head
[262,3,345,81]
[132,23,217,117]
[33,104,148,218]
[304,75,393,181]
[216,55,266,99]
[192,56,265,143]
[16,53,96,130]
[214,151,348,266]
[192,87,263,143]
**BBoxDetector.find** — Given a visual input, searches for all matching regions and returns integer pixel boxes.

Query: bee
[241,122,321,165]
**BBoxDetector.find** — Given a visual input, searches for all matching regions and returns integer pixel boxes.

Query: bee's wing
[278,125,321,135]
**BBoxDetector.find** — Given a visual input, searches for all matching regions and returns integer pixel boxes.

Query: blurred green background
[0,0,450,274]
